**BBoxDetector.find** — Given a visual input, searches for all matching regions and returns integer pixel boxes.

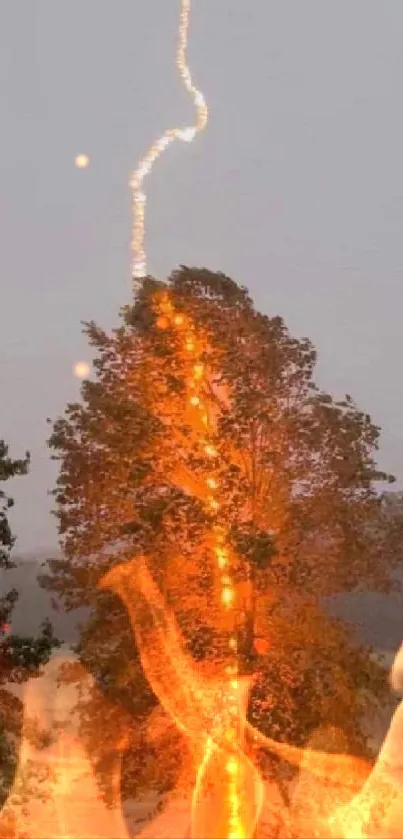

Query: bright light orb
[222,587,234,607]
[75,154,90,169]
[73,361,90,379]
[156,315,169,330]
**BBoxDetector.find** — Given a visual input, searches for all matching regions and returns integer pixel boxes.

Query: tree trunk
[239,563,257,671]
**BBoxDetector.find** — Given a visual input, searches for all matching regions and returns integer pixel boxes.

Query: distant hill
[326,587,403,654]
[1,554,402,655]
[1,553,88,644]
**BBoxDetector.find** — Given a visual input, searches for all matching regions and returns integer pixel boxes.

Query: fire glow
[98,558,264,839]
[2,553,403,836]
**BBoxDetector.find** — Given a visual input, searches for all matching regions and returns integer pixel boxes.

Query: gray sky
[1,1,403,555]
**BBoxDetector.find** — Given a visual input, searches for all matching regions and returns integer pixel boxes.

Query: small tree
[0,440,60,816]
[45,267,398,801]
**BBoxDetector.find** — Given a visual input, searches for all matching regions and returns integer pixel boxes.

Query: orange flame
[99,558,264,839]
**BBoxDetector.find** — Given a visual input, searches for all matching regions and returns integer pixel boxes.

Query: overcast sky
[1,1,403,555]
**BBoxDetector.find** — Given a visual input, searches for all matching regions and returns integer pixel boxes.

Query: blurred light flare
[73,361,90,379]
[75,154,89,169]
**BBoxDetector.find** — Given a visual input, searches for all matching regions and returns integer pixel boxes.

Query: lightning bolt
[130,0,208,293]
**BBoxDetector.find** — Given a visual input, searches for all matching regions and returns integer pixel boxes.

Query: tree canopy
[44,266,401,803]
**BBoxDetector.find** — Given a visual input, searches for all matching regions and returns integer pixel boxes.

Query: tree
[0,440,60,821]
[44,267,399,804]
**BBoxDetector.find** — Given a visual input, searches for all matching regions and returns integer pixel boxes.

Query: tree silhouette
[0,439,60,820]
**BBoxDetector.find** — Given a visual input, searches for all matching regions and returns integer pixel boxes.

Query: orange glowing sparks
[208,497,220,512]
[221,586,235,607]
[214,527,226,544]
[215,547,228,568]
[204,443,218,457]
[170,300,254,832]
[156,314,169,329]
[254,637,270,656]
[193,362,204,378]
[159,293,174,315]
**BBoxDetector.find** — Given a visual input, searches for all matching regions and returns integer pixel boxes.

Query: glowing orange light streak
[99,558,264,839]
[155,299,244,835]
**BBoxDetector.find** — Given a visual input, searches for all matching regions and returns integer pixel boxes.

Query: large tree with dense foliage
[44,267,401,805]
[0,440,60,829]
